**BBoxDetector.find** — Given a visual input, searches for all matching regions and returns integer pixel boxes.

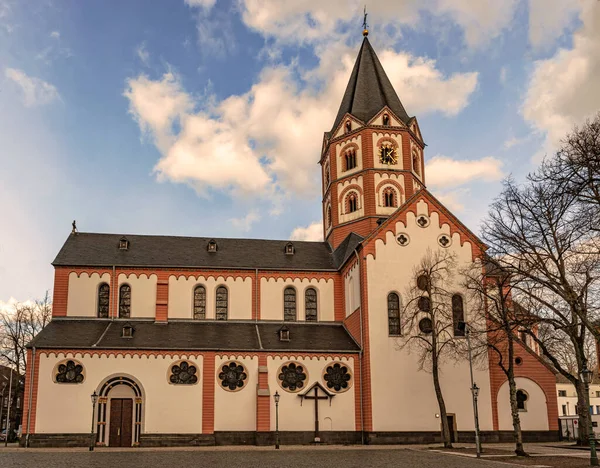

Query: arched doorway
[96,375,144,447]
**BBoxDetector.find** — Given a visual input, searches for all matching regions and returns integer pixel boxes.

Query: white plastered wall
[335,135,363,177]
[338,176,364,224]
[118,274,157,318]
[267,356,356,431]
[214,356,258,431]
[370,112,403,128]
[168,275,252,320]
[371,132,403,170]
[67,272,111,317]
[365,199,494,431]
[35,353,203,435]
[374,173,406,216]
[345,263,360,318]
[497,377,549,430]
[260,278,334,321]
[333,118,361,140]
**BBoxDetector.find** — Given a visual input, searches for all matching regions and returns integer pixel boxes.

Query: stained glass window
[305,288,317,322]
[119,284,131,318]
[98,283,110,318]
[452,294,465,337]
[193,285,206,320]
[387,292,400,335]
[284,287,296,321]
[215,286,228,320]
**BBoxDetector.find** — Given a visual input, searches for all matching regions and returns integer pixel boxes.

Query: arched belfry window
[97,283,110,318]
[382,114,390,126]
[344,149,357,171]
[387,292,401,335]
[305,288,318,322]
[193,285,206,319]
[284,287,296,321]
[345,120,351,134]
[326,205,332,228]
[452,294,465,337]
[346,192,358,213]
[383,187,396,207]
[516,389,528,411]
[412,150,420,176]
[215,286,228,320]
[119,284,131,318]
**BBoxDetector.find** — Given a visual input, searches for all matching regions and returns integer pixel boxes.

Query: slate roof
[28,319,361,353]
[53,233,338,270]
[53,232,365,271]
[331,37,411,133]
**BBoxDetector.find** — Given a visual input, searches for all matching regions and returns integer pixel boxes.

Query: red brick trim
[52,269,69,317]
[359,255,373,432]
[256,355,270,432]
[22,349,41,434]
[202,352,215,434]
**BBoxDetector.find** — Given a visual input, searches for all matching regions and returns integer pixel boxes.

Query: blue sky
[0,0,598,304]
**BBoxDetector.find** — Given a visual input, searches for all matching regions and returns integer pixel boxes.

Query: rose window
[416,215,430,227]
[396,233,410,246]
[323,362,352,392]
[278,362,308,392]
[55,360,84,384]
[219,361,248,391]
[419,317,433,334]
[170,361,198,385]
[438,234,451,247]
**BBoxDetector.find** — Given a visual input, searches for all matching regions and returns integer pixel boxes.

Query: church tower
[320,34,426,249]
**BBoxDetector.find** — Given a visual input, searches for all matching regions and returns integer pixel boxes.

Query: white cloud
[49,30,60,39]
[528,0,582,50]
[522,2,600,148]
[499,66,507,85]
[229,210,261,232]
[5,68,59,107]
[426,155,504,189]
[503,135,531,149]
[136,42,150,66]
[0,297,36,316]
[289,221,323,242]
[185,0,216,10]
[185,0,236,58]
[435,190,466,212]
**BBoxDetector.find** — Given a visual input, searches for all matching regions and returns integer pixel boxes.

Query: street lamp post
[0,381,6,442]
[465,323,482,457]
[581,366,599,466]
[4,369,13,447]
[89,391,98,452]
[273,391,280,450]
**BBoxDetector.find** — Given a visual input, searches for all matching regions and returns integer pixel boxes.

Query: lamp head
[91,390,98,405]
[273,391,280,404]
[581,368,593,385]
[472,383,480,397]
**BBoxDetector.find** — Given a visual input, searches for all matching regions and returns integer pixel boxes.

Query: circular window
[418,296,431,312]
[218,361,248,392]
[278,362,308,392]
[169,361,198,385]
[515,357,523,366]
[419,317,433,334]
[438,234,451,248]
[323,362,353,393]
[416,215,430,228]
[396,233,410,246]
[416,274,429,291]
[55,359,85,384]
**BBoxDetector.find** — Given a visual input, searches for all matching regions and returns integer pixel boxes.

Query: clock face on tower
[379,143,397,165]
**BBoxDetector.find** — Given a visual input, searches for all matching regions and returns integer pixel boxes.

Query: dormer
[119,236,129,250]
[121,322,134,338]
[278,325,290,342]
[284,242,295,256]
[207,239,218,252]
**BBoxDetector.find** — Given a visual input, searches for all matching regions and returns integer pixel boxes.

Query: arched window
[452,294,465,337]
[119,284,131,318]
[326,205,332,228]
[387,292,400,335]
[305,288,318,322]
[347,193,358,213]
[345,120,351,134]
[344,150,357,171]
[516,389,528,411]
[412,150,420,176]
[215,286,228,320]
[284,287,296,321]
[383,187,396,207]
[382,114,390,126]
[324,163,330,187]
[193,285,206,320]
[98,283,110,318]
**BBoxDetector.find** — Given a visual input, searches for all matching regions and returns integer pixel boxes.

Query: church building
[22,32,559,447]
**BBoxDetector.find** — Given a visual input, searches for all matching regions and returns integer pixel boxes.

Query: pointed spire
[331,37,411,133]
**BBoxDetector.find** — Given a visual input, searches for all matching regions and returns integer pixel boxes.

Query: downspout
[25,346,36,448]
[354,248,364,445]
[112,265,116,320]
[255,268,259,322]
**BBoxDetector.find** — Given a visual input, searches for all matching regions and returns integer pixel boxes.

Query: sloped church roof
[331,37,411,132]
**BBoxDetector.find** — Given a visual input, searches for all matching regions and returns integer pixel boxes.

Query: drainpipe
[25,346,36,448]
[112,265,116,320]
[255,268,259,322]
[353,248,365,445]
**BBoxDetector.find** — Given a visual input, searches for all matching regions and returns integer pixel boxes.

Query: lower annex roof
[28,319,361,353]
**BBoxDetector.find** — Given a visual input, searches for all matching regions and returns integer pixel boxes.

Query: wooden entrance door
[446,415,456,443]
[109,398,133,447]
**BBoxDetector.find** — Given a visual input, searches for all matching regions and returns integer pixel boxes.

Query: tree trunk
[576,381,591,446]
[432,351,452,448]
[505,324,527,456]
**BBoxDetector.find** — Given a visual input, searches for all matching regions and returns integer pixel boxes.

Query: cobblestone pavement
[0,447,529,468]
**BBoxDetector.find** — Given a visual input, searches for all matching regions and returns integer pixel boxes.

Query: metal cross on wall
[299,382,335,442]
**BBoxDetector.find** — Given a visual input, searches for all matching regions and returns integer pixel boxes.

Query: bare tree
[399,249,461,448]
[462,259,528,456]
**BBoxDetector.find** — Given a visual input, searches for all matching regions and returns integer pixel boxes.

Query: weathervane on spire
[362,5,369,36]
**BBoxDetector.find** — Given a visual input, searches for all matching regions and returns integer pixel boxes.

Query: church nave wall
[118,273,157,318]
[66,272,111,317]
